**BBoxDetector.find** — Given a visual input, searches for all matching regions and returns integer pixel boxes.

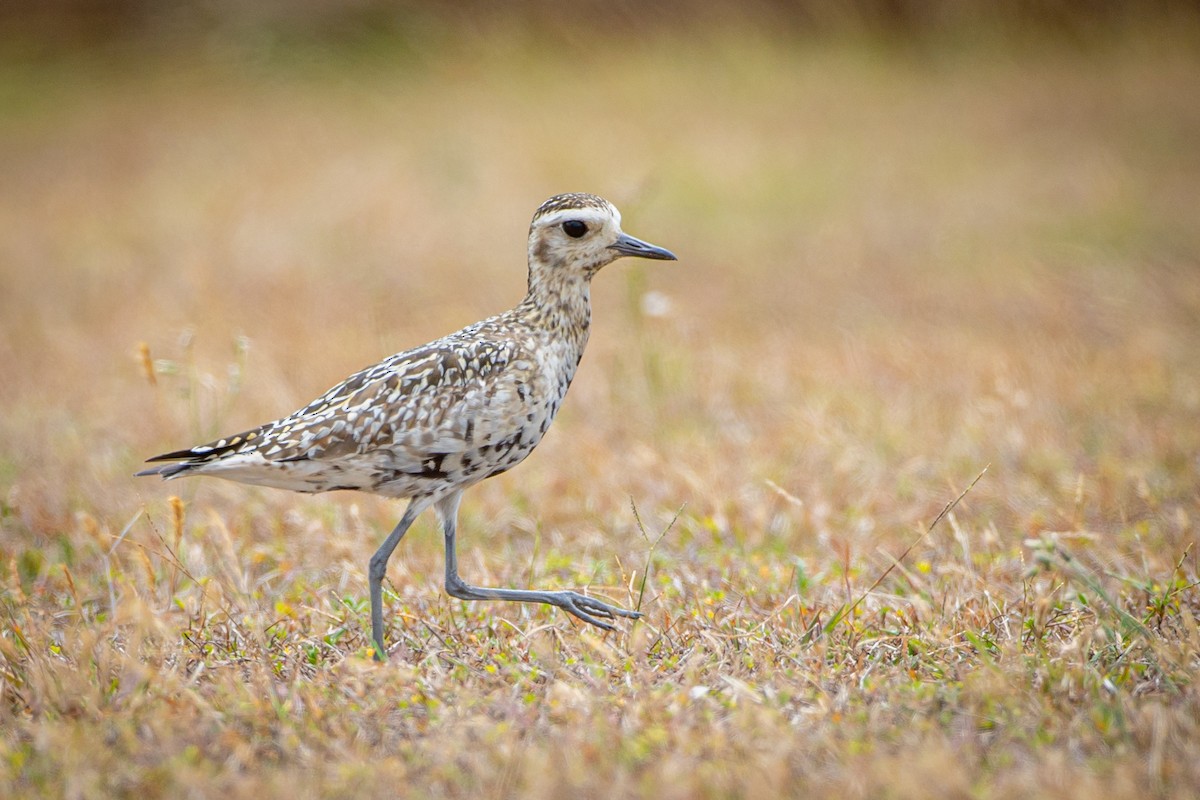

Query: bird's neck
[520,262,592,346]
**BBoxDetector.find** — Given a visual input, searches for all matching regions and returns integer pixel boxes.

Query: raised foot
[550,590,642,630]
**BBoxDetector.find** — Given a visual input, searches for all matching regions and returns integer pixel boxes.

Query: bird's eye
[561,220,588,238]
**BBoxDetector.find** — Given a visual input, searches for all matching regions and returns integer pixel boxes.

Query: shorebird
[138,193,676,659]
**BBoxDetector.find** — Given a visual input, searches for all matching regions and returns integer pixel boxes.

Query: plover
[138,193,677,659]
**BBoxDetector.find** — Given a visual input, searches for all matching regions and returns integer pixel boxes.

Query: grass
[2,18,1200,799]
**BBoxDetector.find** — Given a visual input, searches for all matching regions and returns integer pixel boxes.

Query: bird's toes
[583,603,617,619]
[554,593,615,629]
[572,607,616,630]
[569,593,642,623]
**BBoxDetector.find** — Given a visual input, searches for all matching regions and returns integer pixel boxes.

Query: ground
[1,17,1199,799]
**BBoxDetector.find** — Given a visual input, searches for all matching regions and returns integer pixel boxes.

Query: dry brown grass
[2,20,1199,799]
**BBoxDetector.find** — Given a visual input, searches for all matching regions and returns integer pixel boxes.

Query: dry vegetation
[2,15,1200,799]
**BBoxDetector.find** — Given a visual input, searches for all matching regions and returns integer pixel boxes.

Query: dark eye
[561,220,588,238]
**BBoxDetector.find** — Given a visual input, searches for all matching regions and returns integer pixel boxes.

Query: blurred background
[2,0,1199,615]
[3,3,1200,796]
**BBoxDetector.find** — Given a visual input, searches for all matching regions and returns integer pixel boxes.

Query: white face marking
[528,202,626,274]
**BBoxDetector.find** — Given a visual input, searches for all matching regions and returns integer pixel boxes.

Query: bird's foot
[551,591,642,630]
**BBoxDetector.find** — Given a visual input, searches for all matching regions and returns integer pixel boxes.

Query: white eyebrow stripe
[536,207,613,228]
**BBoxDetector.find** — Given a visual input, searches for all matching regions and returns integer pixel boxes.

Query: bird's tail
[134,462,199,479]
[135,424,268,480]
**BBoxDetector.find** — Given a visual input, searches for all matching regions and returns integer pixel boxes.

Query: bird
[137,192,677,659]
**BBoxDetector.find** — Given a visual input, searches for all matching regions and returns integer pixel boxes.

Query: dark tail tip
[134,463,195,479]
[145,447,207,463]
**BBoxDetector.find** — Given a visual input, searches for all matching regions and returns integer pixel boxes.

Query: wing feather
[143,329,524,477]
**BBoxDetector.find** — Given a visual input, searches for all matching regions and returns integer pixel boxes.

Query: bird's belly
[369,399,559,497]
[350,341,578,499]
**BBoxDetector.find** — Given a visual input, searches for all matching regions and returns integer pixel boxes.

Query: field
[2,13,1200,798]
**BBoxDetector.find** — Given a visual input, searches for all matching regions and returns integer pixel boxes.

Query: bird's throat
[523,268,593,342]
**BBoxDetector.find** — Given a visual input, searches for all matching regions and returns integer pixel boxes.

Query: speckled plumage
[138,193,677,659]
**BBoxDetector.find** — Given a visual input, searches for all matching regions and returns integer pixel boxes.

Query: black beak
[608,233,677,261]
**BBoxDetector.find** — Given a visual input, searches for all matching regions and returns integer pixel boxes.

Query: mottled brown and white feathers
[137,193,676,500]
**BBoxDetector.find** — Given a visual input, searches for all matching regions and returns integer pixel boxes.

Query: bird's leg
[369,498,426,661]
[435,492,642,631]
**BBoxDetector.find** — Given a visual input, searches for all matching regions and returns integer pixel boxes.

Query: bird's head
[526,193,676,285]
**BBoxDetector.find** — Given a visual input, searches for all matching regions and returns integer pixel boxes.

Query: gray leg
[369,498,427,661]
[434,491,641,630]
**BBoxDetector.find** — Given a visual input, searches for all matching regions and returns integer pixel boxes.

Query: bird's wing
[143,331,526,472]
